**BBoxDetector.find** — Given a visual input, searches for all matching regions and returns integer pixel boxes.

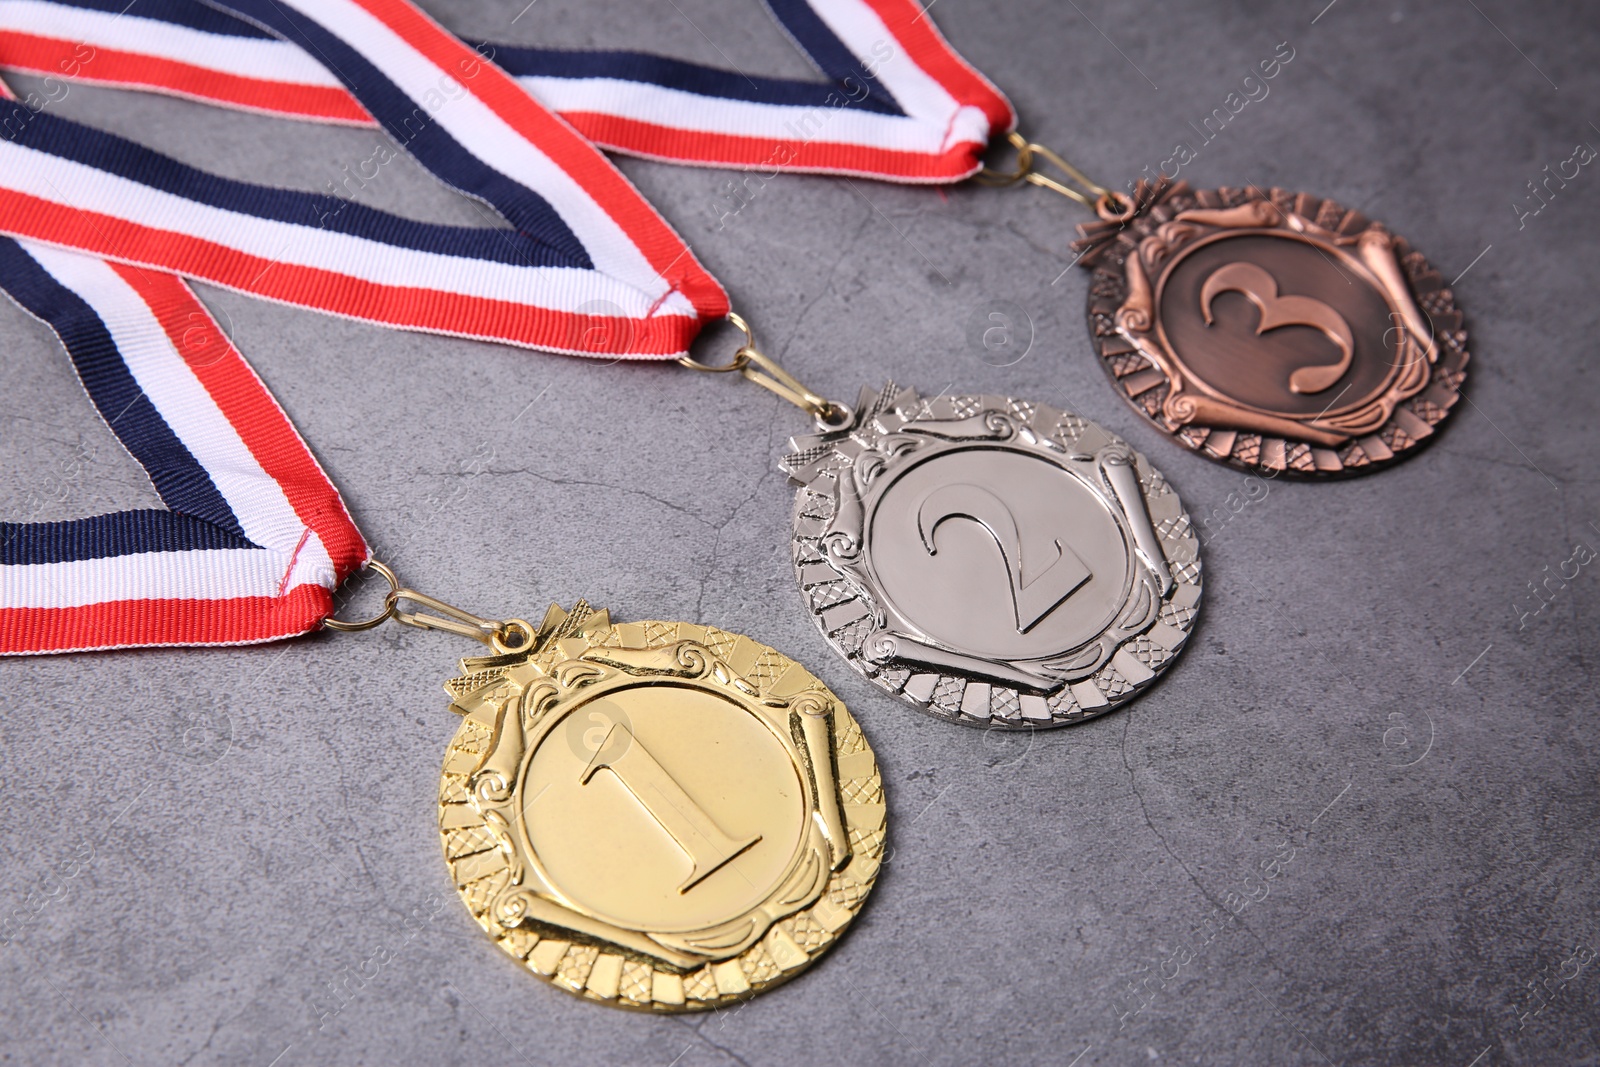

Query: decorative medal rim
[1079,182,1470,478]
[784,384,1203,731]
[437,607,885,1012]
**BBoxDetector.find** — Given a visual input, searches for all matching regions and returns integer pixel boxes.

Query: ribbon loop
[0,0,1014,652]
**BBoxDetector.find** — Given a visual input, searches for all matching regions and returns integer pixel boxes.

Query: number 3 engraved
[916,484,1091,633]
[581,722,761,893]
[1200,261,1355,395]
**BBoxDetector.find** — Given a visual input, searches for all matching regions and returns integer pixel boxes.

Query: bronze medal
[1073,182,1469,476]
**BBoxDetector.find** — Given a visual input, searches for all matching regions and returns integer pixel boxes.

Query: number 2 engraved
[580,722,761,892]
[1200,261,1355,395]
[916,483,1091,633]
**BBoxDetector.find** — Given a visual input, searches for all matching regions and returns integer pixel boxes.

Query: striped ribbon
[0,232,368,653]
[0,0,1011,651]
[0,0,729,360]
[0,0,1013,181]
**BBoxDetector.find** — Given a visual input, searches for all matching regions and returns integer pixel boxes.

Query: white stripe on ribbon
[2,139,690,320]
[0,0,342,87]
[281,0,676,305]
[519,75,954,154]
[2,544,326,609]
[23,241,337,583]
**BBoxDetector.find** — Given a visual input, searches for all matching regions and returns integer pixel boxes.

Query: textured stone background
[2,1,1597,1064]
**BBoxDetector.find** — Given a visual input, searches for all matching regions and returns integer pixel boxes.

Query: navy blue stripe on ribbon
[51,0,274,39]
[1,106,586,270]
[480,43,901,117]
[53,0,903,120]
[216,0,593,267]
[0,510,255,566]
[0,237,254,552]
[762,0,903,113]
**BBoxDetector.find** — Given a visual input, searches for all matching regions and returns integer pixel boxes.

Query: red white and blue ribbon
[0,234,368,653]
[0,0,1012,653]
[1,0,725,653]
[0,0,1013,181]
[0,0,729,359]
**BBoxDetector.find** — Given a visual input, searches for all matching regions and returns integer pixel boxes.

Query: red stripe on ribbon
[110,263,369,584]
[0,31,371,124]
[0,584,332,654]
[349,0,729,325]
[0,189,701,357]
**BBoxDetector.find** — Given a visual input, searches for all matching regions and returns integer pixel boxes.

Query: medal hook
[324,560,534,654]
[678,312,851,428]
[975,131,1136,222]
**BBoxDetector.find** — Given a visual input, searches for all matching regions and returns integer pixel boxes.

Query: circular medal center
[521,684,806,934]
[1157,232,1402,418]
[866,446,1131,660]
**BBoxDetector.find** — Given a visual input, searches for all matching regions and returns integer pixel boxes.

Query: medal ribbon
[0,0,727,359]
[0,0,687,653]
[0,225,368,653]
[2,55,366,652]
[0,0,1013,181]
[0,0,1011,652]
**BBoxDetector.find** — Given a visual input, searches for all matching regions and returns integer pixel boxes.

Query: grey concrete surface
[1,1,1598,1064]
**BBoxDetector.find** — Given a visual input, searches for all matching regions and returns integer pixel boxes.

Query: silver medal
[782,385,1202,729]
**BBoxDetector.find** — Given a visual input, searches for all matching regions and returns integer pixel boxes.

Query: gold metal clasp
[678,312,851,427]
[324,560,534,654]
[976,131,1135,222]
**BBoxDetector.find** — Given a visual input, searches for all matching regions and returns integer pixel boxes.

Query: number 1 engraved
[580,722,761,892]
[917,483,1091,633]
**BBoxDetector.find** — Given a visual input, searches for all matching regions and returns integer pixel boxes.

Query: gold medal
[438,603,884,1010]
[328,571,883,1011]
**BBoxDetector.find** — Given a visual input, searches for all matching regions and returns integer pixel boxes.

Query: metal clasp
[976,131,1136,222]
[324,560,534,654]
[678,313,851,428]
